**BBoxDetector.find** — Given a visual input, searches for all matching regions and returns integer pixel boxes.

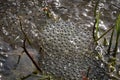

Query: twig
[86,67,91,78]
[107,27,114,55]
[20,74,32,80]
[95,26,114,42]
[22,39,42,73]
[18,16,32,47]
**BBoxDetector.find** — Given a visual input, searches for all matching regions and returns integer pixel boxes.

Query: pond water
[0,0,120,80]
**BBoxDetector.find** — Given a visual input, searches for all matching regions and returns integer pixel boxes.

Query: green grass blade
[95,12,100,39]
[113,14,120,57]
[116,14,120,35]
[93,0,101,40]
[113,33,119,57]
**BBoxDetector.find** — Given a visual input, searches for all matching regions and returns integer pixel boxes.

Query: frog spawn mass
[0,0,109,80]
[38,0,108,79]
[39,20,106,80]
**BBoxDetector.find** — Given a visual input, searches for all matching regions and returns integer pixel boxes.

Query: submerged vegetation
[94,0,120,78]
[0,0,120,80]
